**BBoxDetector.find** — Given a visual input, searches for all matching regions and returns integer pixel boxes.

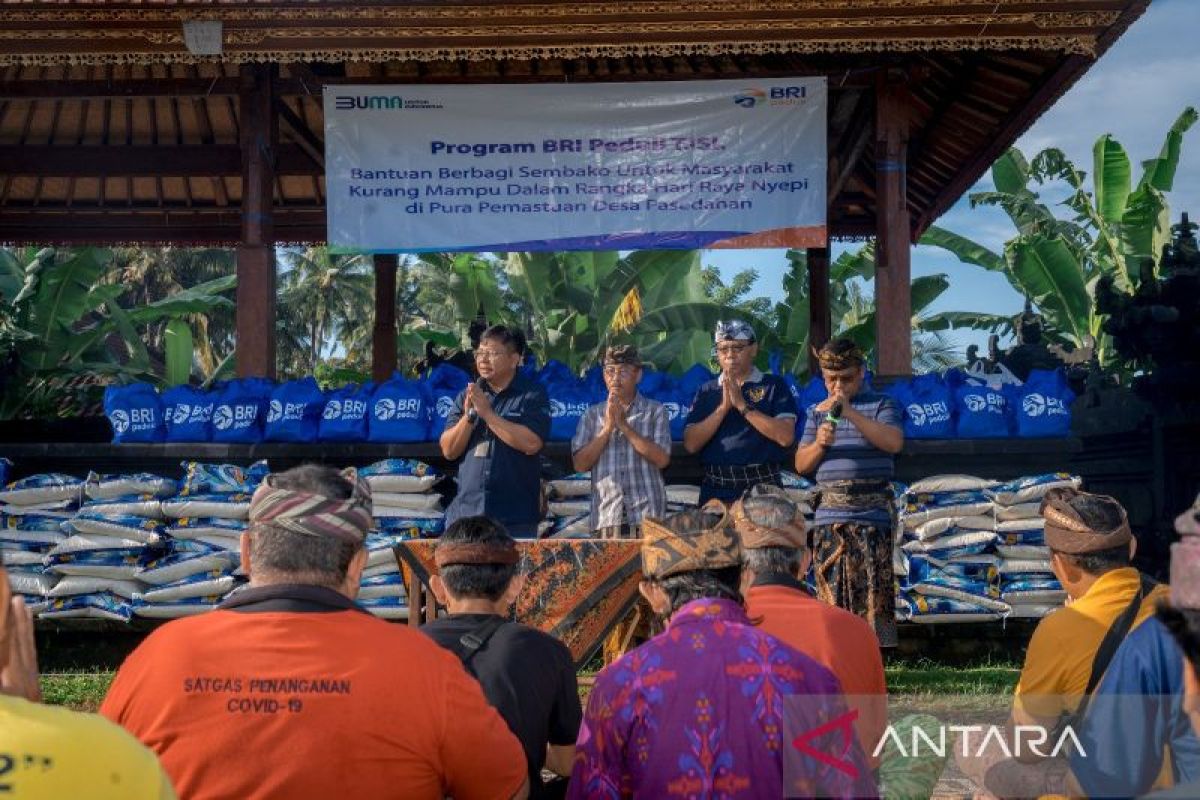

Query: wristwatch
[466,409,479,424]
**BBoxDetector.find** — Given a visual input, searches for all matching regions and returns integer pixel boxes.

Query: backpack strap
[457,616,509,676]
[1073,573,1157,724]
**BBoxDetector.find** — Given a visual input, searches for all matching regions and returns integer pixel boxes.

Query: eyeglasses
[474,349,514,361]
[715,344,751,356]
[603,365,637,377]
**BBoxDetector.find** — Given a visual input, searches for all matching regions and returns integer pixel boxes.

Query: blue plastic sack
[425,364,471,439]
[954,382,1010,438]
[892,373,954,439]
[1012,369,1074,438]
[0,458,10,488]
[647,380,691,441]
[103,383,165,443]
[318,382,374,442]
[369,373,433,443]
[547,379,594,442]
[537,359,577,388]
[799,376,829,415]
[264,378,325,443]
[678,364,716,398]
[637,367,667,396]
[162,385,214,443]
[210,378,274,443]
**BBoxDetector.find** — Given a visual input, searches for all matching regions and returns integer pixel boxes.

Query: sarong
[395,539,642,667]
[811,521,898,647]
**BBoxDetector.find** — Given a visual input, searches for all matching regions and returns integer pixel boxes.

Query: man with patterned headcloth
[794,337,904,647]
[102,463,529,800]
[684,320,797,504]
[569,503,877,800]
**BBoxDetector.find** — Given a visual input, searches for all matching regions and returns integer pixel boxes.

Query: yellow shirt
[1014,567,1169,723]
[0,695,175,800]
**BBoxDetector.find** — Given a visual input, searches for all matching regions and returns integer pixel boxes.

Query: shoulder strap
[457,616,509,676]
[1083,572,1158,697]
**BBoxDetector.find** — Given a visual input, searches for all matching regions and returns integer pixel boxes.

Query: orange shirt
[746,580,888,765]
[100,586,526,800]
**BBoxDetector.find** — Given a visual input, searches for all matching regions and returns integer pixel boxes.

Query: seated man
[0,553,175,798]
[569,503,877,799]
[1067,495,1200,797]
[102,464,528,800]
[731,486,888,767]
[421,515,582,799]
[1146,581,1200,798]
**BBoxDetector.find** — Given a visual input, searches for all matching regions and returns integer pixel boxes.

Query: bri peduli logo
[549,399,590,418]
[109,409,130,434]
[1022,392,1068,417]
[436,396,455,418]
[733,88,767,108]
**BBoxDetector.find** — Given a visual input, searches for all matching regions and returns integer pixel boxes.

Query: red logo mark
[790,708,860,778]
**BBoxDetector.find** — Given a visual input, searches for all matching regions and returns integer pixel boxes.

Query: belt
[703,463,782,488]
[817,479,891,511]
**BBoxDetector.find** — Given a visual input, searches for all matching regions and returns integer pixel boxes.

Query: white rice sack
[161,493,251,520]
[537,519,555,538]
[665,485,701,507]
[910,515,995,542]
[358,572,406,600]
[136,573,239,603]
[372,492,443,513]
[0,550,45,567]
[362,562,401,579]
[137,542,239,586]
[188,534,241,552]
[902,530,997,557]
[8,571,57,595]
[998,557,1054,575]
[45,541,144,579]
[913,584,1010,613]
[0,474,84,507]
[900,490,995,526]
[68,514,167,545]
[1003,589,1067,605]
[548,500,591,518]
[168,517,247,539]
[996,544,1052,561]
[47,576,143,600]
[0,499,77,513]
[48,533,148,556]
[996,502,1043,521]
[359,460,441,493]
[996,518,1046,533]
[987,473,1081,506]
[86,473,177,500]
[133,598,221,619]
[364,534,405,569]
[1006,603,1060,619]
[912,613,1001,624]
[41,593,132,622]
[900,594,1002,623]
[907,475,1000,494]
[548,473,592,499]
[359,597,408,620]
[0,529,65,549]
[81,495,163,518]
[549,514,592,539]
[179,460,269,495]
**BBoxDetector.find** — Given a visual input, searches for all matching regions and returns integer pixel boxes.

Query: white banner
[323,78,826,252]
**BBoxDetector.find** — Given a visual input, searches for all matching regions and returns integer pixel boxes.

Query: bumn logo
[334,95,403,110]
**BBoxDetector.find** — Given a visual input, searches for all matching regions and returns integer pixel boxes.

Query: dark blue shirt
[1071,616,1200,799]
[800,391,901,528]
[444,374,550,538]
[685,369,797,467]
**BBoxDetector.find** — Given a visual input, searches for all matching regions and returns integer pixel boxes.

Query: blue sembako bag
[891,373,954,439]
[263,378,325,443]
[104,383,165,443]
[1012,369,1074,438]
[369,373,432,443]
[318,382,374,442]
[162,384,214,443]
[547,379,594,443]
[954,381,1010,438]
[210,378,273,443]
[425,364,471,440]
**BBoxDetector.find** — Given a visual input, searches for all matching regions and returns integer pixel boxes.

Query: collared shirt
[100,583,526,800]
[568,597,876,799]
[571,393,671,530]
[746,575,889,764]
[800,391,902,528]
[1014,567,1171,722]
[1070,616,1200,798]
[445,373,550,537]
[685,367,798,467]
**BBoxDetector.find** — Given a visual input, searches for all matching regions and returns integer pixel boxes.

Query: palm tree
[276,246,375,378]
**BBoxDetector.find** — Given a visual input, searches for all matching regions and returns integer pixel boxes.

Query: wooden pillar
[372,253,399,383]
[807,247,831,375]
[874,71,913,377]
[236,63,278,379]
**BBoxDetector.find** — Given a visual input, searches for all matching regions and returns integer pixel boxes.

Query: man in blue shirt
[683,320,797,504]
[794,338,904,647]
[440,325,550,538]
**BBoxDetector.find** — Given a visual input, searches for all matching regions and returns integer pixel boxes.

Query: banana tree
[920,106,1198,372]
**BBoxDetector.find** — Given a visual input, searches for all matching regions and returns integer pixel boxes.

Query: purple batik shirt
[569,598,877,799]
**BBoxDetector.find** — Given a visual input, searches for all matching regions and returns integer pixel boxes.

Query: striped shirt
[800,391,901,528]
[572,394,671,530]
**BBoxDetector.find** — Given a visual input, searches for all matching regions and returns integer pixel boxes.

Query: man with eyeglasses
[572,345,671,539]
[683,321,798,504]
[441,325,550,538]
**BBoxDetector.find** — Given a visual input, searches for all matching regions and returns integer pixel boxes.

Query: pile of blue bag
[894,472,1078,623]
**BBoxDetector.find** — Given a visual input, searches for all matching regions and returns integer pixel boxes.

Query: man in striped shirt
[795,338,904,647]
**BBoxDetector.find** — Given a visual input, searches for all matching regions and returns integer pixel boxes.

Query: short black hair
[1156,603,1200,681]
[656,566,743,616]
[479,325,526,357]
[249,464,360,588]
[437,515,518,601]
[743,546,804,577]
[1060,544,1131,576]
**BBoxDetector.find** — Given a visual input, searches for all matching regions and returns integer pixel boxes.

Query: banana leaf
[163,318,194,387]
[1138,106,1198,192]
[120,275,236,324]
[919,227,1004,272]
[1006,236,1090,345]
[1093,135,1131,225]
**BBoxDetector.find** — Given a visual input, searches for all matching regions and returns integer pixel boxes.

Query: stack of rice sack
[138,461,264,619]
[780,471,817,526]
[897,475,1010,623]
[544,473,592,538]
[42,473,177,622]
[665,484,700,513]
[356,459,443,620]
[988,473,1077,617]
[0,474,85,617]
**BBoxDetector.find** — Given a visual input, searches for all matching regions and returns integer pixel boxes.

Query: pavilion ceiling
[0,0,1150,245]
